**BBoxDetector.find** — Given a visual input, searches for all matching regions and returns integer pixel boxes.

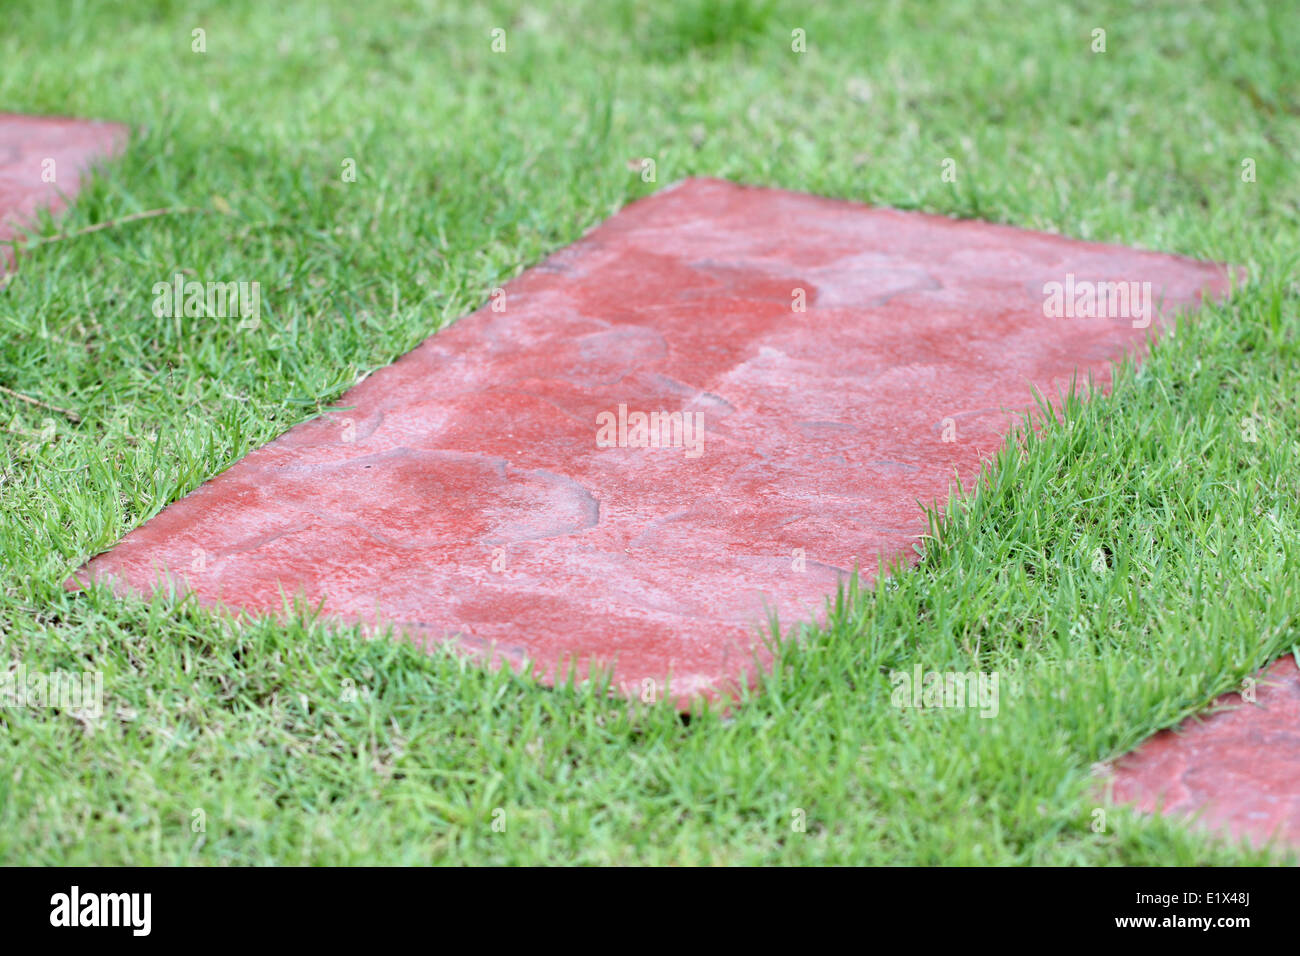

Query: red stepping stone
[1109,655,1300,848]
[68,178,1233,707]
[0,113,128,269]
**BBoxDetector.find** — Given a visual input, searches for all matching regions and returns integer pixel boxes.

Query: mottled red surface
[69,178,1233,707]
[0,113,128,268]
[1110,655,1300,849]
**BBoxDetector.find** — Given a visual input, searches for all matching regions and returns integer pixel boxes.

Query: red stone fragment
[1110,655,1300,849]
[0,113,128,269]
[69,178,1233,707]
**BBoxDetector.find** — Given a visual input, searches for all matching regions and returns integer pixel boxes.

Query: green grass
[1,0,1298,864]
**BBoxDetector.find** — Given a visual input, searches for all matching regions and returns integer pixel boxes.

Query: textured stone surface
[1110,655,1300,848]
[69,178,1233,706]
[0,113,128,269]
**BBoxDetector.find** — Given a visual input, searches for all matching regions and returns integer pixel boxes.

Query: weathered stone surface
[69,178,1233,707]
[0,113,128,269]
[1110,654,1300,848]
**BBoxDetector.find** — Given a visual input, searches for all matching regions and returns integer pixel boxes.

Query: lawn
[1,0,1297,864]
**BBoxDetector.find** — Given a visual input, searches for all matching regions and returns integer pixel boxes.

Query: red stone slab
[0,113,128,270]
[69,178,1234,707]
[1109,655,1300,848]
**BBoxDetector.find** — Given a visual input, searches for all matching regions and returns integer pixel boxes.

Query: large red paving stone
[68,178,1234,707]
[0,113,128,270]
[1109,655,1300,849]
